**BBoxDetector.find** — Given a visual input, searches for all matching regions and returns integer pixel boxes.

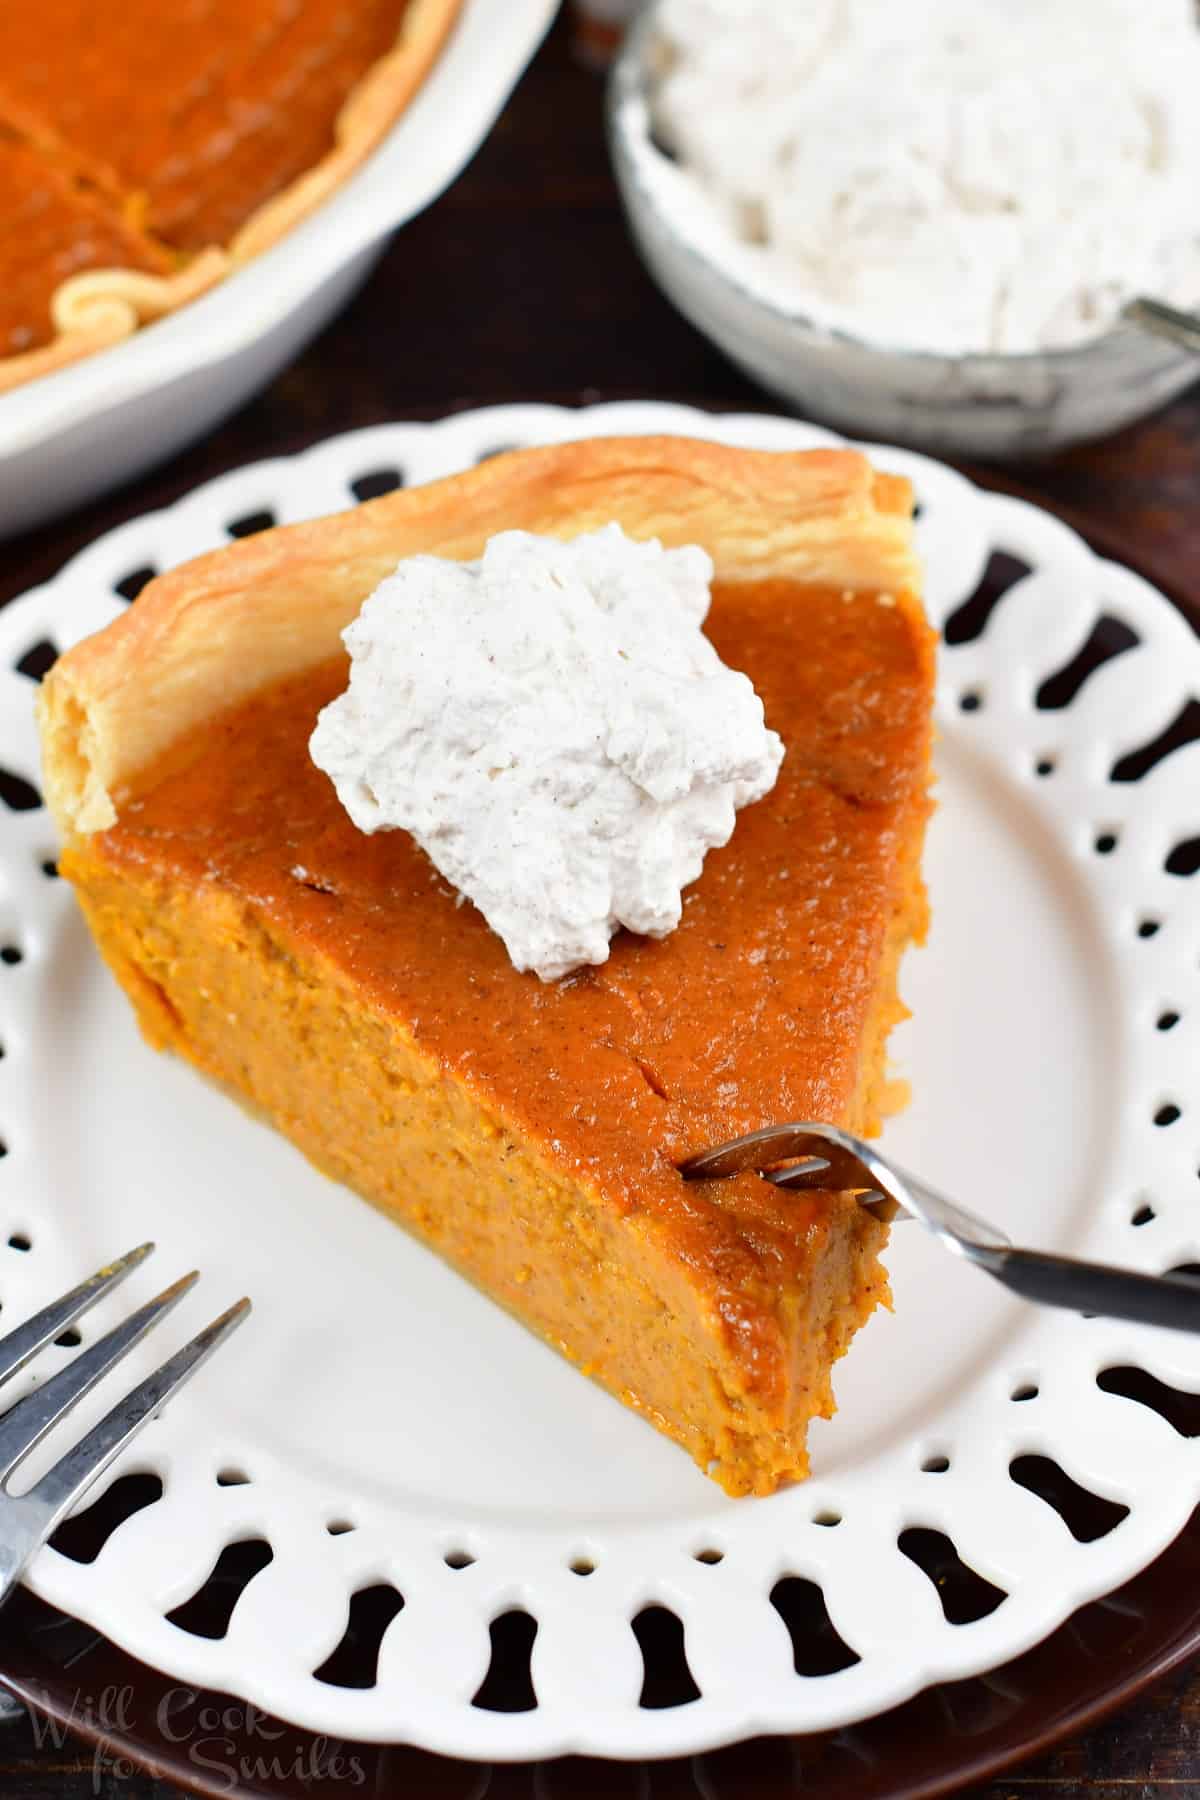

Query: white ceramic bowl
[0,0,559,542]
[608,5,1200,461]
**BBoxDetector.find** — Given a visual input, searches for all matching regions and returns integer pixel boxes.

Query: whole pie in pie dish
[38,437,935,1495]
[0,0,462,393]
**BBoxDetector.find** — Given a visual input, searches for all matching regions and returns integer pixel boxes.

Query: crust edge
[38,435,920,837]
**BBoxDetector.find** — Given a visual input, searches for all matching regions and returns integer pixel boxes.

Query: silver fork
[681,1121,1200,1335]
[0,1243,248,1598]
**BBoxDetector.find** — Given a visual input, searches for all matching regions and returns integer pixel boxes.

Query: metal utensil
[1123,296,1200,359]
[681,1121,1200,1335]
[0,1244,248,1601]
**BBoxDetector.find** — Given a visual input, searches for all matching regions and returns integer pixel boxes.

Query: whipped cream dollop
[309,526,784,981]
[644,0,1200,354]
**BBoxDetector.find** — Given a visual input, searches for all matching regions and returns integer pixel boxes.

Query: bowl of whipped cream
[609,0,1200,458]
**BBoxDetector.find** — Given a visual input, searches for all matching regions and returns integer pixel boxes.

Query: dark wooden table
[2,14,1199,1797]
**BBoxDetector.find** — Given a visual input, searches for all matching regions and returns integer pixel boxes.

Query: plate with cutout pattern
[0,401,1198,1761]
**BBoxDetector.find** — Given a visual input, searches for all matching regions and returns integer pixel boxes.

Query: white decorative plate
[0,402,1198,1760]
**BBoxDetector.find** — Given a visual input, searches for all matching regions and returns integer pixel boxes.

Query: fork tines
[0,1245,249,1548]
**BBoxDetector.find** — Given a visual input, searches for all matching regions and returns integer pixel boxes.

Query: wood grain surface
[0,13,1198,1797]
[0,1661,1197,1800]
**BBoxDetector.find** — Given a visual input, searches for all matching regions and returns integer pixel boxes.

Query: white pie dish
[0,400,1198,1757]
[0,0,559,544]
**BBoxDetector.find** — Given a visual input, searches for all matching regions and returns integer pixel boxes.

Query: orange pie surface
[0,1,412,253]
[0,131,171,357]
[39,438,936,1495]
[0,0,458,379]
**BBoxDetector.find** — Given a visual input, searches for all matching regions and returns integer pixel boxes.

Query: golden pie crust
[39,435,920,832]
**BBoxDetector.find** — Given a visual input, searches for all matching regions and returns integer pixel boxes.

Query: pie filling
[0,0,415,357]
[0,130,172,357]
[61,574,933,1495]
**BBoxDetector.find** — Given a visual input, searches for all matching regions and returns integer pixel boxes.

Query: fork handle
[978,1246,1200,1334]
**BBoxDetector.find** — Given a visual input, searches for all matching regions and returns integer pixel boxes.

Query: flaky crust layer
[38,435,919,836]
[0,0,462,396]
